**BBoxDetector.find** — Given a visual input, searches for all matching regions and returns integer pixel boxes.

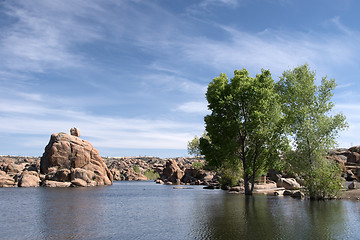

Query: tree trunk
[244,174,253,195]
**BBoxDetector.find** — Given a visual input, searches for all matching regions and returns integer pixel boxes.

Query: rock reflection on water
[39,187,107,239]
[1,182,360,240]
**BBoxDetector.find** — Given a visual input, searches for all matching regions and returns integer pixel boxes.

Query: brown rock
[71,168,94,183]
[42,180,71,187]
[70,127,81,137]
[277,178,300,190]
[348,181,360,189]
[0,171,16,187]
[161,159,184,184]
[181,168,206,184]
[349,146,360,153]
[45,168,71,182]
[347,152,360,164]
[40,132,113,186]
[18,171,40,187]
[291,190,305,199]
[346,170,356,181]
[4,163,26,174]
[71,178,89,187]
[110,168,121,181]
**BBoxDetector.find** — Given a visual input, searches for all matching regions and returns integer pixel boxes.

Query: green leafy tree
[187,132,209,158]
[200,69,286,195]
[276,64,347,199]
[187,135,201,157]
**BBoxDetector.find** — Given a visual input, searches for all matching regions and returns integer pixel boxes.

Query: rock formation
[0,171,17,187]
[40,131,113,187]
[160,159,184,184]
[70,127,80,137]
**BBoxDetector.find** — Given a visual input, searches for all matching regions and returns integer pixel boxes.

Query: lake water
[0,181,359,240]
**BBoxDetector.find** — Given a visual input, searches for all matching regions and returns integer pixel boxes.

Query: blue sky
[0,0,359,157]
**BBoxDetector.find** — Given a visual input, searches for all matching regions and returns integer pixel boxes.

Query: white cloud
[0,91,202,151]
[177,101,209,114]
[175,23,359,77]
[0,0,104,73]
[199,0,239,8]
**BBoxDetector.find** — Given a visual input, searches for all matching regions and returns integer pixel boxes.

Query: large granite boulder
[18,170,40,187]
[40,131,113,187]
[0,171,16,187]
[161,159,184,184]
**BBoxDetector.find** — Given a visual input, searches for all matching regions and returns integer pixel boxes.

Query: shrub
[192,161,203,170]
[144,169,160,180]
[133,165,140,173]
[219,167,243,187]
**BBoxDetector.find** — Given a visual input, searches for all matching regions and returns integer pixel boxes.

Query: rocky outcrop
[161,159,184,184]
[181,168,206,185]
[40,131,113,187]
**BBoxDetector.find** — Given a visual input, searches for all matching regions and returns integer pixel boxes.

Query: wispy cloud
[199,0,239,8]
[0,90,202,151]
[177,101,209,114]
[0,0,104,73]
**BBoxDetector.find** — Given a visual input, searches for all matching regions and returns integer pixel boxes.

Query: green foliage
[188,132,209,157]
[188,135,201,157]
[200,68,287,195]
[302,160,343,199]
[192,161,203,170]
[133,165,140,173]
[219,165,243,187]
[276,64,348,199]
[144,169,160,180]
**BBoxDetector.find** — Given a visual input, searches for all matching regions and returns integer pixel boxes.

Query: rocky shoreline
[2,129,360,200]
[1,152,360,200]
[0,155,218,187]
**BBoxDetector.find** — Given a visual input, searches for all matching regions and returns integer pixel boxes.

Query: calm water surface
[0,181,359,240]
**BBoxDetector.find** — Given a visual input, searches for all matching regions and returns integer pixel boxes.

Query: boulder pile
[0,128,113,187]
[40,129,113,187]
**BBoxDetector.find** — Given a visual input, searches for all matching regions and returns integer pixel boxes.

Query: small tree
[276,64,347,199]
[200,69,287,195]
[187,132,208,158]
[187,136,201,157]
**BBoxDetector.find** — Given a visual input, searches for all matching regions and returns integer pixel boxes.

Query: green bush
[192,161,203,170]
[303,161,343,200]
[144,169,160,180]
[219,167,243,187]
[133,165,140,173]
